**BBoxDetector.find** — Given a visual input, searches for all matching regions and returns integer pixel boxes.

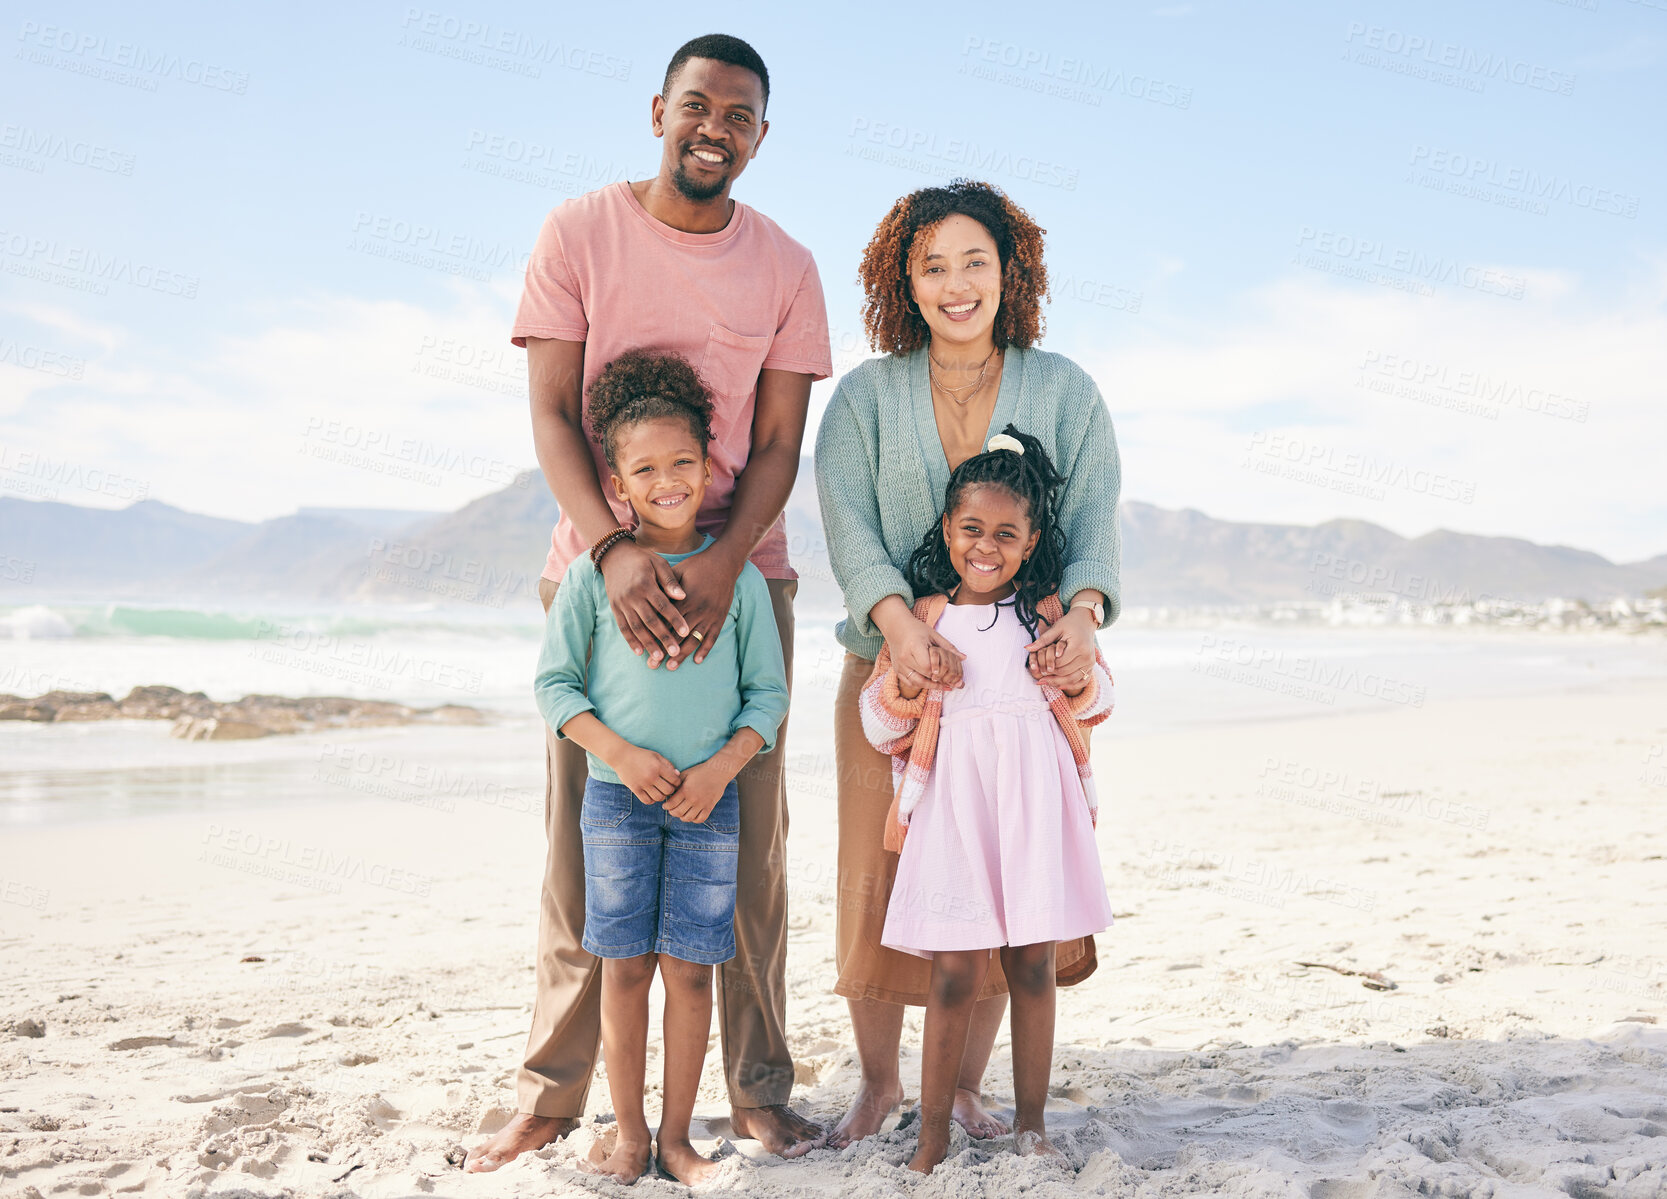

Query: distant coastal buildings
[1125,592,1667,631]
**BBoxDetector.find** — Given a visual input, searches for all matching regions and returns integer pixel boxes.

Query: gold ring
[691,629,704,641]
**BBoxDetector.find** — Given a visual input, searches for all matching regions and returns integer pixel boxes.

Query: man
[465,33,831,1171]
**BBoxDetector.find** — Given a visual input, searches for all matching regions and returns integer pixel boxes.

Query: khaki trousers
[516,575,798,1116]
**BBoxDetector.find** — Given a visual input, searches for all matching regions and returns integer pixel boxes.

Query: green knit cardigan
[813,345,1122,662]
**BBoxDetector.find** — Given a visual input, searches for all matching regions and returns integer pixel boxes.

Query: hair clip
[985,433,1024,455]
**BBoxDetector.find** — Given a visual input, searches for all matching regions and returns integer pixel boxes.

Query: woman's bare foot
[1014,1126,1065,1163]
[951,1088,1009,1139]
[827,1080,903,1149]
[729,1104,824,1158]
[656,1137,722,1187]
[462,1113,580,1172]
[577,1130,653,1184]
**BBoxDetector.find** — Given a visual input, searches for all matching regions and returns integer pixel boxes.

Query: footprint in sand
[107,1035,180,1051]
[260,1022,312,1038]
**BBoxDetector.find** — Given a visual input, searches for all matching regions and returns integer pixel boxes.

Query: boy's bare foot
[578,1130,653,1184]
[729,1104,823,1158]
[656,1137,723,1188]
[951,1088,1009,1139]
[1014,1126,1065,1163]
[463,1113,580,1172]
[827,1081,903,1149]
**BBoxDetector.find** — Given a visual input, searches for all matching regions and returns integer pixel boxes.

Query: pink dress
[881,600,1116,957]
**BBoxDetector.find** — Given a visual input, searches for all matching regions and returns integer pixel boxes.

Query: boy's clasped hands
[612,740,758,825]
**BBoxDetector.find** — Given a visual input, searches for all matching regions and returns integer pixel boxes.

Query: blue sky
[3,0,1663,560]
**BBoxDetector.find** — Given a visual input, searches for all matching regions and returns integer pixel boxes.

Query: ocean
[4,599,1664,828]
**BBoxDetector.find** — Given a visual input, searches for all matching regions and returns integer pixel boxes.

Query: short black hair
[662,34,769,114]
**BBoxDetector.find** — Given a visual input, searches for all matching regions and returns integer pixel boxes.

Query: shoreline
[5,662,1666,829]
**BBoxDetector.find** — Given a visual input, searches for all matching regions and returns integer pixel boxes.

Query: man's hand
[664,546,743,667]
[661,757,730,823]
[1027,606,1099,693]
[599,541,690,668]
[612,744,681,805]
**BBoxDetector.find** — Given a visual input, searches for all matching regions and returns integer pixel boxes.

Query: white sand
[4,673,1666,1197]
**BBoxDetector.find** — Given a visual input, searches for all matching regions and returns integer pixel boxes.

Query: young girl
[860,425,1116,1174]
[534,349,789,1186]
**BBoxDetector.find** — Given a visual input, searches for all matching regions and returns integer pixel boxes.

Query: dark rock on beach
[0,685,487,740]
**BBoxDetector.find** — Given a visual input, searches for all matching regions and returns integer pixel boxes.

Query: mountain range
[3,463,1662,611]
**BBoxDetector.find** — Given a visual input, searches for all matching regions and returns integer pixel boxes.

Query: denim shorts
[580,775,741,965]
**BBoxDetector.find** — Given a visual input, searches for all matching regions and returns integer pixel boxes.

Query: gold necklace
[928,345,999,406]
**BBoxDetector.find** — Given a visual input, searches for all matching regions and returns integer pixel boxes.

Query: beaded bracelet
[589,526,636,568]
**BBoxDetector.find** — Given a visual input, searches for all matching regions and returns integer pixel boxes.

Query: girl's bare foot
[906,1134,950,1175]
[828,1080,903,1148]
[1014,1126,1065,1163]
[951,1088,1009,1138]
[656,1137,722,1187]
[578,1130,653,1184]
[463,1113,580,1172]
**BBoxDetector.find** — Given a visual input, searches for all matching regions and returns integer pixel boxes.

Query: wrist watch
[1070,597,1105,625]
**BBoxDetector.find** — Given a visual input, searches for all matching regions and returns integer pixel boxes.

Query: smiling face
[609,416,711,544]
[909,213,1003,350]
[941,483,1040,603]
[652,57,768,202]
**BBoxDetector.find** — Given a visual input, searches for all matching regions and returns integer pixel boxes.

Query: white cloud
[1077,264,1667,562]
[0,299,123,354]
[2,278,535,523]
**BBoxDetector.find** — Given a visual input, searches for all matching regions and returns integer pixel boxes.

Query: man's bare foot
[577,1128,653,1184]
[1014,1126,1065,1163]
[827,1081,902,1149]
[656,1137,722,1188]
[729,1104,824,1158]
[463,1113,580,1172]
[951,1088,1010,1139]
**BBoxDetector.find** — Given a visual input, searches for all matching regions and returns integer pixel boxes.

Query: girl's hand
[1027,607,1098,694]
[893,616,965,694]
[661,759,728,823]
[614,745,681,805]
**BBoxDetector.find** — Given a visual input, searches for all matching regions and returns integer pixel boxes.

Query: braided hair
[585,349,715,468]
[904,424,1066,639]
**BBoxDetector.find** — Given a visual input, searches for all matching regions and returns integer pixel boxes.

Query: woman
[814,179,1122,1146]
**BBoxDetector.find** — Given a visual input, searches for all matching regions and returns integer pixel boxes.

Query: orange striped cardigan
[859,592,1114,851]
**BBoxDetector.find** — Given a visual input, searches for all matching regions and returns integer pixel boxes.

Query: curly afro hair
[585,349,715,468]
[858,178,1048,355]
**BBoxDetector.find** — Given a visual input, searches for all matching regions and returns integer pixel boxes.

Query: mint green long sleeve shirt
[533,535,789,784]
[813,346,1122,662]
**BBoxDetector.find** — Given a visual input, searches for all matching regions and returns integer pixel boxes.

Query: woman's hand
[1027,606,1099,693]
[891,615,965,695]
[598,541,688,668]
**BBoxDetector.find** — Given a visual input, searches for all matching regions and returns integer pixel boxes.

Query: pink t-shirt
[511,181,832,581]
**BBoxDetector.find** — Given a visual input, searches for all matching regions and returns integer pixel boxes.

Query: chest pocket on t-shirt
[699,323,771,399]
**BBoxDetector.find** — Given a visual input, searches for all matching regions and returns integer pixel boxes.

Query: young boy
[534,348,787,1186]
